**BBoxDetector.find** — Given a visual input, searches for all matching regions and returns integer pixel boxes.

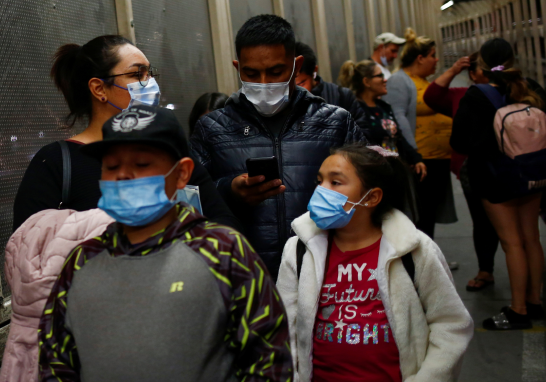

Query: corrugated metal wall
[283,0,316,52]
[324,0,349,83]
[0,0,119,295]
[229,0,274,42]
[132,0,218,134]
[352,0,371,61]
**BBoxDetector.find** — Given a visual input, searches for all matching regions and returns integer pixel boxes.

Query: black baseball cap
[81,105,189,161]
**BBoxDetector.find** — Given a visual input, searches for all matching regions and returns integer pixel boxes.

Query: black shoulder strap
[401,252,415,283]
[57,140,71,209]
[296,239,306,279]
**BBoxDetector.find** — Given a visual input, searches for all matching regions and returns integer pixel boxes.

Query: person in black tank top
[13,35,241,233]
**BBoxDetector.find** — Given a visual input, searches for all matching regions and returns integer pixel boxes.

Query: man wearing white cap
[371,32,406,80]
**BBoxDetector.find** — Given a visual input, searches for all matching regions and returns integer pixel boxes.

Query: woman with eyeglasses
[383,28,457,246]
[338,59,426,180]
[13,35,241,232]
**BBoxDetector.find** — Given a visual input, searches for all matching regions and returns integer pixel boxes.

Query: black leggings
[460,163,499,274]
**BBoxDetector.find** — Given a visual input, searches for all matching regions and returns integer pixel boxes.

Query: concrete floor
[434,176,546,382]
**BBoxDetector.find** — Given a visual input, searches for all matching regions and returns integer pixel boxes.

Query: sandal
[466,277,494,292]
[483,307,532,330]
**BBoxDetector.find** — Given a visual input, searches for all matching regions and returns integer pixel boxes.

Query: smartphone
[246,156,280,182]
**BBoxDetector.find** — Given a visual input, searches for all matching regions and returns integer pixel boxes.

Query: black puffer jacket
[190,87,366,279]
[311,76,372,138]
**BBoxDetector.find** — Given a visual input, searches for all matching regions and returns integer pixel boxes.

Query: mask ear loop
[346,189,373,211]
[101,79,129,111]
[165,161,182,203]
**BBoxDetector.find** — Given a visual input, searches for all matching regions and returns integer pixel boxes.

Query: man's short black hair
[295,42,317,76]
[235,14,295,58]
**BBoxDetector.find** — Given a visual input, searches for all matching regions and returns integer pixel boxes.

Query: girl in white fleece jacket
[277,143,473,382]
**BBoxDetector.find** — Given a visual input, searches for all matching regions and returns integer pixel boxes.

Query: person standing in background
[188,92,228,136]
[424,53,500,292]
[452,39,546,329]
[370,33,406,80]
[338,59,426,176]
[384,28,458,253]
[294,42,371,139]
[191,15,365,280]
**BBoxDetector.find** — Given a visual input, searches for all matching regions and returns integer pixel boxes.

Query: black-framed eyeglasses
[103,65,160,87]
[371,73,385,79]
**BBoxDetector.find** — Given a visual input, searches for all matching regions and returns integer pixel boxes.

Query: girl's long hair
[478,38,544,109]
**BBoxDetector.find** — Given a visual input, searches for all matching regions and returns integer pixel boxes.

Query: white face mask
[239,59,296,117]
[110,77,161,112]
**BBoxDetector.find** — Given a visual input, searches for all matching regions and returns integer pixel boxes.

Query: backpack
[475,84,546,200]
[295,239,415,283]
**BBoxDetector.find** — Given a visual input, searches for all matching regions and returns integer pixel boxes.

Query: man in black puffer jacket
[294,42,372,140]
[190,15,365,280]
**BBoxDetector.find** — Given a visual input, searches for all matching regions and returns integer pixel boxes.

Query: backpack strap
[57,140,71,209]
[401,252,415,283]
[474,84,506,110]
[296,239,306,279]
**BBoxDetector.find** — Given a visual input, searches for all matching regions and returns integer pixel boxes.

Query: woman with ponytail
[452,38,546,329]
[383,28,458,248]
[13,35,240,232]
[277,143,473,381]
[338,59,426,178]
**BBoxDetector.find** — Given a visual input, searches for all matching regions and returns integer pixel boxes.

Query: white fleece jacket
[277,209,473,382]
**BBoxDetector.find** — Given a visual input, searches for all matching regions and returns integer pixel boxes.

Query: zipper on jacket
[275,109,305,252]
[239,94,310,253]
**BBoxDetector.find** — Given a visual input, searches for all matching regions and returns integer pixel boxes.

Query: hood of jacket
[1,208,113,382]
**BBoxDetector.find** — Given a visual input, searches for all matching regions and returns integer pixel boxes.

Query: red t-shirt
[312,238,402,382]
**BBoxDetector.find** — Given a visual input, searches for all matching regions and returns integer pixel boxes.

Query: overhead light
[441,0,454,10]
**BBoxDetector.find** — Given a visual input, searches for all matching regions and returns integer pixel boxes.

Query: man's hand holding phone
[231,174,285,206]
[231,156,286,205]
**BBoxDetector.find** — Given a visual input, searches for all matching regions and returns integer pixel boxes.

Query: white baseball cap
[374,33,406,49]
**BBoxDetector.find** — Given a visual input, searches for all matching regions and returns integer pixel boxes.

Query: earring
[365,203,369,207]
[101,97,105,101]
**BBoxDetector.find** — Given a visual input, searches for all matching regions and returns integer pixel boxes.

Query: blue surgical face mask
[308,186,372,230]
[98,162,178,227]
[107,77,161,112]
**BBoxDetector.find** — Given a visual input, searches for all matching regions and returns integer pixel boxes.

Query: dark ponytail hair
[331,143,411,227]
[51,35,134,127]
[479,38,544,109]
